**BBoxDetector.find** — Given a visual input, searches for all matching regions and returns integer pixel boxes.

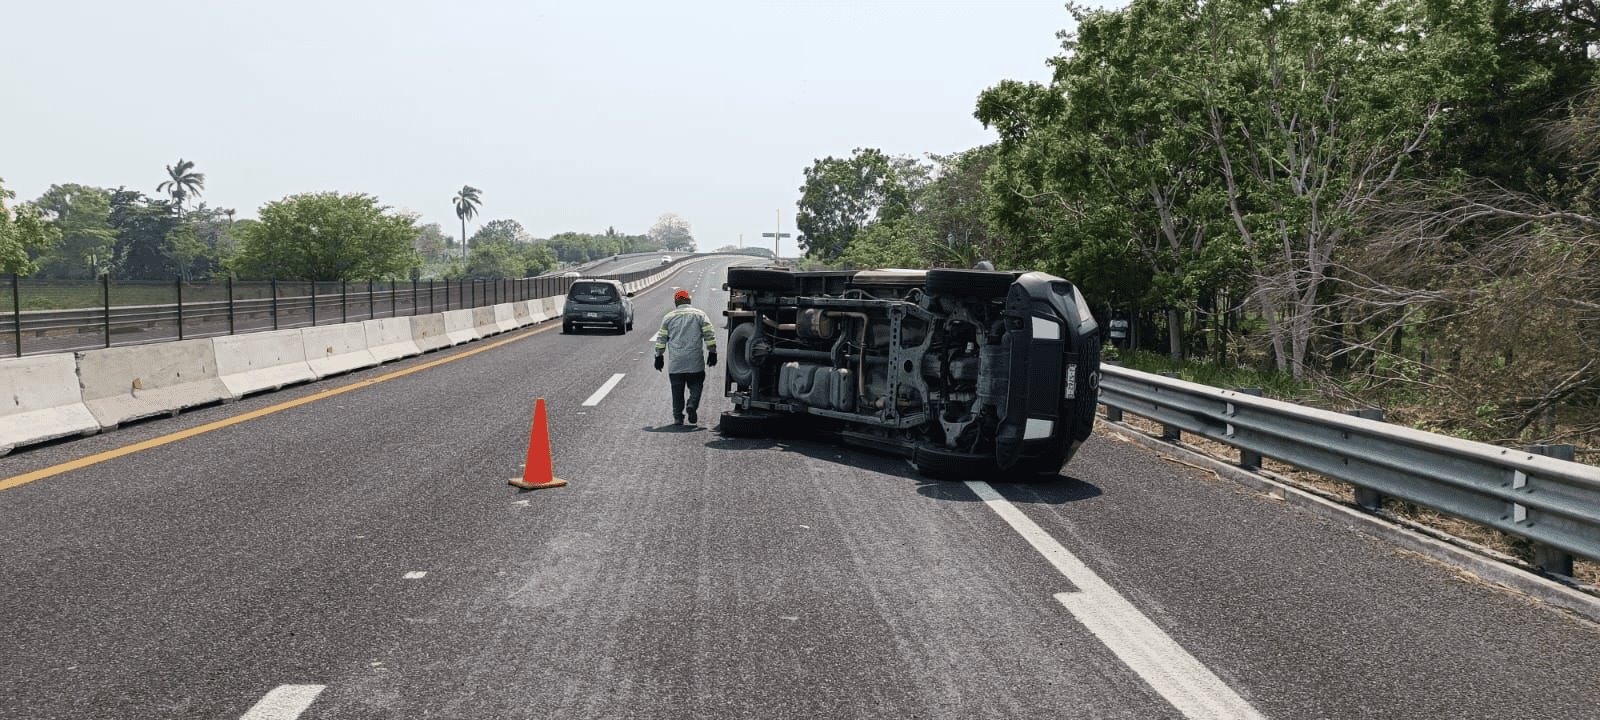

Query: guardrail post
[1235,387,1264,470]
[227,276,236,335]
[1526,444,1578,576]
[368,280,375,320]
[11,273,21,357]
[340,280,348,323]
[1347,408,1386,511]
[391,280,398,317]
[1103,360,1124,422]
[271,279,279,330]
[309,280,317,326]
[1158,371,1181,441]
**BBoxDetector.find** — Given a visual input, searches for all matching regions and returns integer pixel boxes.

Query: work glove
[707,349,718,367]
[654,354,664,372]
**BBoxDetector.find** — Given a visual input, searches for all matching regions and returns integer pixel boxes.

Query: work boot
[673,416,684,426]
[686,408,698,425]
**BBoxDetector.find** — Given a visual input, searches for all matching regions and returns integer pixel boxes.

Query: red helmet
[674,289,691,304]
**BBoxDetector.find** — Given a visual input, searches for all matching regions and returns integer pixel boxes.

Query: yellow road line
[0,323,557,494]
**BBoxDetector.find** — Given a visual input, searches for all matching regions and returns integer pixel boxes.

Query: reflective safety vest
[654,304,717,373]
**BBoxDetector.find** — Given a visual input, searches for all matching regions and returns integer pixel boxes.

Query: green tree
[469,218,531,247]
[465,237,523,279]
[978,0,1245,359]
[648,213,695,252]
[162,203,237,280]
[164,223,208,281]
[412,222,452,265]
[231,192,420,280]
[108,189,181,279]
[156,158,205,214]
[834,218,928,269]
[522,242,557,275]
[32,184,117,279]
[1190,0,1496,376]
[795,148,910,261]
[453,185,482,259]
[0,178,59,276]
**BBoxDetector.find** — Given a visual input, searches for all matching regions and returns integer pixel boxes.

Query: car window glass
[569,282,619,303]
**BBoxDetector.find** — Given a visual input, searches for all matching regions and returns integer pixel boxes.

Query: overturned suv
[719,266,1100,478]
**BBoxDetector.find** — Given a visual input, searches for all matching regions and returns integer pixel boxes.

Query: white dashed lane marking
[240,684,325,719]
[966,480,1264,720]
[582,373,626,406]
[404,571,427,580]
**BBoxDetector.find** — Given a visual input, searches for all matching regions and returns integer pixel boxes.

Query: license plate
[585,312,599,318]
[1064,365,1077,399]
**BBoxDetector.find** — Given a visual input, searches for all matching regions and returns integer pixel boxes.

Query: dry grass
[1101,409,1600,587]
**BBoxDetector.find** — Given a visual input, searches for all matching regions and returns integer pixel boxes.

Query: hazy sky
[3,0,1090,258]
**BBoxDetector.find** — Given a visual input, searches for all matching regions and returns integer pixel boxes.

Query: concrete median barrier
[363,317,422,363]
[513,300,534,327]
[443,309,478,345]
[77,339,234,429]
[213,329,316,398]
[300,323,378,378]
[493,304,518,333]
[472,306,500,337]
[0,353,99,455]
[524,299,548,324]
[409,313,450,352]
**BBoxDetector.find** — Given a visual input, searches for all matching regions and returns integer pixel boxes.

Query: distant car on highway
[718,265,1100,478]
[561,278,634,334]
[660,255,672,265]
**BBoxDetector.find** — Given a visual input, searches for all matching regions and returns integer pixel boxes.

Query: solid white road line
[965,481,1264,720]
[240,684,326,720]
[582,373,627,407]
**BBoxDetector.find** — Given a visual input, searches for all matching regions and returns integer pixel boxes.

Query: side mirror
[627,292,635,298]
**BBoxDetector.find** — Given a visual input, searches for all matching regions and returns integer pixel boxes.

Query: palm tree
[157,158,206,215]
[453,185,482,259]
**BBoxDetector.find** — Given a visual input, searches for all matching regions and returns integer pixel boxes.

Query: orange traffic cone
[509,398,568,490]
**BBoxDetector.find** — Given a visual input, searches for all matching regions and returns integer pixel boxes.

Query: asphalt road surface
[3,256,1599,719]
[578,253,678,278]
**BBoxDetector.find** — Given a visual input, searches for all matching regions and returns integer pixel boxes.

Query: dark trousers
[669,371,706,421]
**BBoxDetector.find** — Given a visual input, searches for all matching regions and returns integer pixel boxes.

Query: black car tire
[926,269,1015,297]
[718,410,783,438]
[912,444,994,479]
[727,267,796,293]
[726,322,757,388]
[562,322,574,334]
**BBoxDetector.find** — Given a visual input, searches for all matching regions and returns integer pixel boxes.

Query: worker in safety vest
[653,289,718,425]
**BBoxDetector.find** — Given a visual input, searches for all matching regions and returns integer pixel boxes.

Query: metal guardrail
[1098,365,1600,573]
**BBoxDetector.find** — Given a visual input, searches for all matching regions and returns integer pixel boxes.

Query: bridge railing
[1099,365,1600,575]
[1,257,702,358]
